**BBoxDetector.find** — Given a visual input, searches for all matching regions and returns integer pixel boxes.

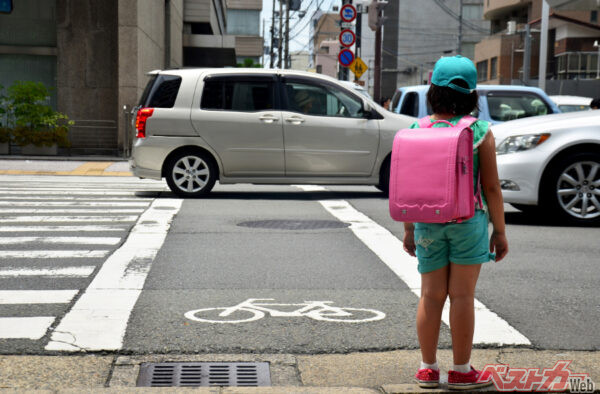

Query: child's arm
[403,222,416,257]
[478,130,509,261]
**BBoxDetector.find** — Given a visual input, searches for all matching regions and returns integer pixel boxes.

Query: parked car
[549,95,593,112]
[391,85,560,124]
[494,110,600,225]
[130,68,415,197]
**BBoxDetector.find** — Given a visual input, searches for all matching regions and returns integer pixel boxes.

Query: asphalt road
[0,177,598,355]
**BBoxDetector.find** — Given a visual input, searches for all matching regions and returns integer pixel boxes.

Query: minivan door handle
[259,114,279,123]
[285,116,305,125]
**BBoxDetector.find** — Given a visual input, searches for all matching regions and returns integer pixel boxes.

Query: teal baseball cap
[431,55,477,94]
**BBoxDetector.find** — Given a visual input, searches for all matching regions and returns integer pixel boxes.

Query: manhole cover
[137,362,271,387]
[238,220,349,230]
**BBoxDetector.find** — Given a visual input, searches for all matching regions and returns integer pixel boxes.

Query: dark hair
[380,97,390,106]
[426,79,479,116]
[591,98,600,109]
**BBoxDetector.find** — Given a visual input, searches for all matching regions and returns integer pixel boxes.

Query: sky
[260,0,339,63]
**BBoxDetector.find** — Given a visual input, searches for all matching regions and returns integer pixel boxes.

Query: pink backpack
[389,115,481,223]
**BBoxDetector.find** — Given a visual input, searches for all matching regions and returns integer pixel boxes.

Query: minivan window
[141,75,182,108]
[400,92,419,117]
[284,81,364,118]
[201,79,274,111]
[138,75,158,106]
[487,93,550,121]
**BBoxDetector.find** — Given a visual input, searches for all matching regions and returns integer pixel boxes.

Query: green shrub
[1,81,73,147]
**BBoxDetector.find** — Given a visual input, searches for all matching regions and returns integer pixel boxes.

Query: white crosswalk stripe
[0,237,121,245]
[0,267,96,277]
[0,208,145,213]
[0,176,166,342]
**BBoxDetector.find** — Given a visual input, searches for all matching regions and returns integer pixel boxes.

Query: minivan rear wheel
[166,151,216,197]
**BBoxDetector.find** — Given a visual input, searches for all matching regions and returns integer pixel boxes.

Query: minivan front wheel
[166,151,216,197]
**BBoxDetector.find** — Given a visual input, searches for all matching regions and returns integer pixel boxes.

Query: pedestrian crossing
[0,176,166,346]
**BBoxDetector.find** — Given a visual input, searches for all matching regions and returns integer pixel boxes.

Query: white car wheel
[546,153,600,225]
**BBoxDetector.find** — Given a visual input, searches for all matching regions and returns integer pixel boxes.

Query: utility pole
[270,0,276,68]
[539,0,549,90]
[285,0,290,69]
[369,1,387,102]
[457,0,463,55]
[523,23,531,85]
[278,0,283,68]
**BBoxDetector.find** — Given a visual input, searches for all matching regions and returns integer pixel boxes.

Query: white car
[549,95,593,112]
[494,110,600,225]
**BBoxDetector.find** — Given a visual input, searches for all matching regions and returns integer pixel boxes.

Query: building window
[463,4,483,20]
[490,57,498,80]
[477,60,488,81]
[226,9,260,35]
[591,10,598,23]
[556,52,599,79]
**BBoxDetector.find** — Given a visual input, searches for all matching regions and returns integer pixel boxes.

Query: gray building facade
[0,0,261,156]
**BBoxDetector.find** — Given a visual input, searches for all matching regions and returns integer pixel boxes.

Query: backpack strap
[456,115,484,209]
[455,115,477,130]
[417,116,433,128]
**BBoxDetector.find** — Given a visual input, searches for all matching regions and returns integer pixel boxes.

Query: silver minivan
[130,68,414,197]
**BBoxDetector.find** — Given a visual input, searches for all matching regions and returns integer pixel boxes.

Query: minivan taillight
[135,108,154,138]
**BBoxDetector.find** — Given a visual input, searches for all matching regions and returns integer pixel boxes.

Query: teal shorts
[414,210,496,274]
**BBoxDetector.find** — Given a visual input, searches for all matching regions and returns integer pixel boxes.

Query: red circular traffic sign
[339,29,356,47]
[340,4,357,22]
[338,49,355,67]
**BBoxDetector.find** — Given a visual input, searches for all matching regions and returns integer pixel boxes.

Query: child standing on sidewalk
[401,56,509,390]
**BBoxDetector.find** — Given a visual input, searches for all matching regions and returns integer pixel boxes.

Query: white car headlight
[496,133,550,155]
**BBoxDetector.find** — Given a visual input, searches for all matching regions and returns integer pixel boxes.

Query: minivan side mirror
[362,101,383,119]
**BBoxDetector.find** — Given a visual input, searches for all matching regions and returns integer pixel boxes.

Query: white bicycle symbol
[184,298,386,324]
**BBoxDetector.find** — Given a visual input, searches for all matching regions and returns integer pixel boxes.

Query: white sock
[420,361,439,371]
[453,362,471,373]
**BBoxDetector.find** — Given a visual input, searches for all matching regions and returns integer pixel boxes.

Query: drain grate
[137,362,271,387]
[238,219,349,230]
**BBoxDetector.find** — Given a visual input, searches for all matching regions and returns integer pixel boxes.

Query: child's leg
[417,265,449,364]
[447,263,482,365]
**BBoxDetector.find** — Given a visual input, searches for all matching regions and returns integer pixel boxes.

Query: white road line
[46,198,182,351]
[0,209,144,214]
[0,216,138,222]
[0,317,55,339]
[296,185,531,346]
[0,237,121,245]
[0,197,151,201]
[0,250,109,258]
[0,226,127,232]
[0,201,149,207]
[0,267,95,277]
[0,190,137,195]
[0,290,78,304]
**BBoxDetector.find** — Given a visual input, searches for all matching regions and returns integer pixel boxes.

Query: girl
[402,56,509,390]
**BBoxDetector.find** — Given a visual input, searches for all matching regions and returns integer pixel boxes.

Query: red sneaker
[414,368,440,388]
[448,366,493,390]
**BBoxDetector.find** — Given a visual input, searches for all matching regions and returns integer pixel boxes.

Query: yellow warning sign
[350,56,368,79]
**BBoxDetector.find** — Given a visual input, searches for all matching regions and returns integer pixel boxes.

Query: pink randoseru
[389,116,477,223]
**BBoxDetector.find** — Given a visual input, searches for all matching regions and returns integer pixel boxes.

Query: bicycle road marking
[295,185,531,346]
[184,298,386,324]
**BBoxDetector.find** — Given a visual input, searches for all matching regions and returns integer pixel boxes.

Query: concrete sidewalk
[1,349,599,392]
[0,158,132,176]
